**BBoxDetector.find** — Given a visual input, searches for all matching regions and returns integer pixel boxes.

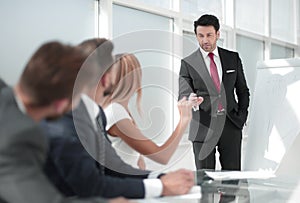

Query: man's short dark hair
[194,14,220,34]
[77,38,114,88]
[19,41,87,106]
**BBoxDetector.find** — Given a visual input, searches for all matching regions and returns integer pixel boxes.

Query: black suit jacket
[0,87,106,203]
[179,47,250,141]
[41,101,150,199]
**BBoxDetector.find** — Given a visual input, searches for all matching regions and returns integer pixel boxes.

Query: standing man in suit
[41,38,194,199]
[179,14,250,171]
[0,41,127,203]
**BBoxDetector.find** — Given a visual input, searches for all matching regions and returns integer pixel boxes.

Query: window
[271,0,296,43]
[236,35,264,94]
[0,0,95,84]
[236,0,267,35]
[182,32,198,57]
[181,0,223,23]
[271,44,294,59]
[112,4,174,142]
[134,0,171,9]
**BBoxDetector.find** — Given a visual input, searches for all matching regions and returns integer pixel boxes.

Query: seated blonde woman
[102,53,203,169]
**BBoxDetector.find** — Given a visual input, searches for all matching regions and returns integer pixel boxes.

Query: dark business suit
[0,78,6,90]
[0,87,106,203]
[179,47,250,170]
[41,101,150,199]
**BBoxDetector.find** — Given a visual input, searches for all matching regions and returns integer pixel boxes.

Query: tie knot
[208,52,214,60]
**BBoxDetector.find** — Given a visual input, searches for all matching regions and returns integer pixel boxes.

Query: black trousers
[192,116,242,170]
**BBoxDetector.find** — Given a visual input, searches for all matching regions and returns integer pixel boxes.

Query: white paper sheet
[136,186,201,203]
[205,171,275,181]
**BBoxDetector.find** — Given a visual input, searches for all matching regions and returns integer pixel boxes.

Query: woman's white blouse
[104,102,141,168]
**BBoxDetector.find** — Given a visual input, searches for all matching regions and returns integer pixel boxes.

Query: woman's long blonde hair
[102,53,142,114]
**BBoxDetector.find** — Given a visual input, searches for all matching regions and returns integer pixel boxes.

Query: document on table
[205,171,276,181]
[136,186,201,203]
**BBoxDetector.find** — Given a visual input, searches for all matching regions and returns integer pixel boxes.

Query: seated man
[0,78,6,89]
[41,38,195,199]
[0,41,126,203]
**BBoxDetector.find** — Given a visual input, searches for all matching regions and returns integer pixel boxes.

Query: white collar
[199,46,219,58]
[14,91,26,114]
[81,94,99,122]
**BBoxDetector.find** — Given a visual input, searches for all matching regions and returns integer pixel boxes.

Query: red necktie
[208,53,223,111]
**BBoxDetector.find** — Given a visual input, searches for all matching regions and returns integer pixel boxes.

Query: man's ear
[101,73,108,88]
[52,98,69,114]
[216,30,220,40]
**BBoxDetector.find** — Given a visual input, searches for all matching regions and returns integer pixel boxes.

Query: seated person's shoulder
[39,116,77,141]
[0,78,7,90]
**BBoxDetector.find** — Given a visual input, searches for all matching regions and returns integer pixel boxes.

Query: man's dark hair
[194,14,220,34]
[77,38,114,88]
[19,41,87,106]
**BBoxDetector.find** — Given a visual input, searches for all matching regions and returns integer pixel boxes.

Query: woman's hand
[137,155,146,170]
[188,93,203,111]
[177,97,193,123]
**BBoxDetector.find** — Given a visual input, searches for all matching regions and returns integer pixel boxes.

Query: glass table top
[196,170,299,203]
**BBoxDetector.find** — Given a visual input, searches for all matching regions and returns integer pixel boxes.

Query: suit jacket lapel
[218,47,230,94]
[218,47,235,108]
[218,47,227,82]
[186,49,218,93]
[72,101,99,156]
[72,101,95,131]
[72,100,107,166]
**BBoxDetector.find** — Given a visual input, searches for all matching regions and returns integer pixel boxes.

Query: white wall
[0,0,96,85]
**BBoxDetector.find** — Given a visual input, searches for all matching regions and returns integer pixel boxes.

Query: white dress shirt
[199,46,223,82]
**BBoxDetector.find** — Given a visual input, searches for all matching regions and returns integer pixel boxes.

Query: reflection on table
[197,170,299,203]
[136,170,300,203]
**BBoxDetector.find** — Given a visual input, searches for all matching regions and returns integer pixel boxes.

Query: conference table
[137,170,299,203]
